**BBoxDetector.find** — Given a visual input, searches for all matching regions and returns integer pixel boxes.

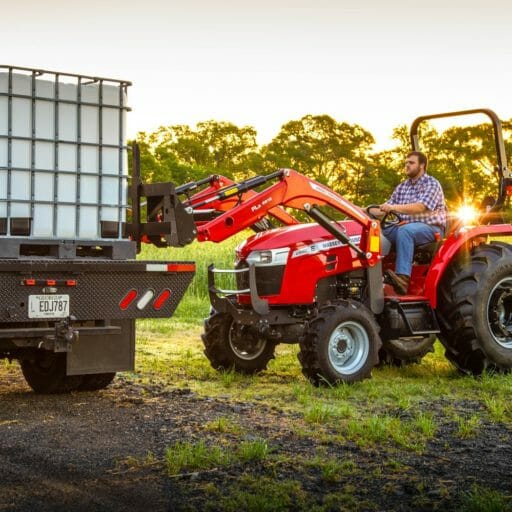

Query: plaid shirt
[387,173,447,229]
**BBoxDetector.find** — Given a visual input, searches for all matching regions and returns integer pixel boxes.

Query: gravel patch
[1,367,511,511]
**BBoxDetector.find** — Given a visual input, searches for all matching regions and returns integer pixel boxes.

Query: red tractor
[136,109,512,385]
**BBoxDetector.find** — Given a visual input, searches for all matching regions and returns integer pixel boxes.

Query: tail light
[153,289,172,310]
[120,289,138,310]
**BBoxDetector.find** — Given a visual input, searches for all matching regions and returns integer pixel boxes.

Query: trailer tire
[437,242,512,374]
[20,352,83,394]
[298,300,381,385]
[202,312,275,374]
[378,335,436,366]
[78,373,116,391]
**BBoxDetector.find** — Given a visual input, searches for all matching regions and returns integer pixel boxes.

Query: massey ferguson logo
[251,196,273,212]
[292,236,361,258]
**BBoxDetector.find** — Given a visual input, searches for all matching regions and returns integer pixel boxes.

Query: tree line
[132,115,512,209]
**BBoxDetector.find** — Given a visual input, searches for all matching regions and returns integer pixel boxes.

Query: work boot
[386,270,410,295]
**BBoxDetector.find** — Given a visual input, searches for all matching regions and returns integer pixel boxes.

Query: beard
[407,166,422,180]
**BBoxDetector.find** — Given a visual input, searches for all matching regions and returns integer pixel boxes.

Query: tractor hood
[236,220,364,259]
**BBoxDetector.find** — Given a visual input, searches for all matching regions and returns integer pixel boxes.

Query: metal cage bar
[0,65,131,241]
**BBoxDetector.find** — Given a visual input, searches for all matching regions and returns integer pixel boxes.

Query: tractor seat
[414,232,443,264]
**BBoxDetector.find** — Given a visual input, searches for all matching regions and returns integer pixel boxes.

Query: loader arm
[184,174,300,226]
[197,169,382,267]
[128,145,297,250]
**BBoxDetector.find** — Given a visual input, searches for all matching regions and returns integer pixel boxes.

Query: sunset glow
[1,0,511,149]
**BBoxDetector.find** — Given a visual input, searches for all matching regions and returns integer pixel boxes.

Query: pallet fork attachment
[126,144,197,251]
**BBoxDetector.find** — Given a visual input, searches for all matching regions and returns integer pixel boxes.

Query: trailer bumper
[0,259,195,322]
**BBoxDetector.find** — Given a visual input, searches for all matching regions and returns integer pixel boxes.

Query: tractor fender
[424,224,512,308]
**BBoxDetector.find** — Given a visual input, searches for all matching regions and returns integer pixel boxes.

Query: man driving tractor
[369,151,447,294]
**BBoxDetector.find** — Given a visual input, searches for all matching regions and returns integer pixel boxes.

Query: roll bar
[410,108,512,207]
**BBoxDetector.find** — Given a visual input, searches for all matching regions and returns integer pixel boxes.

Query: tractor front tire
[202,311,276,374]
[298,300,381,386]
[437,242,512,374]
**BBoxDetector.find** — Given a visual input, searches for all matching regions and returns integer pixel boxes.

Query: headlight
[246,248,290,266]
[455,203,479,226]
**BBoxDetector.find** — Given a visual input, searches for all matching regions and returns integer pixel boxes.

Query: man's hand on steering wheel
[366,204,383,219]
[366,204,402,229]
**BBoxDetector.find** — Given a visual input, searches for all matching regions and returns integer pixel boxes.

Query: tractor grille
[235,261,285,296]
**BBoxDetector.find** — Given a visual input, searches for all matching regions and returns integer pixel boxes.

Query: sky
[2,0,512,150]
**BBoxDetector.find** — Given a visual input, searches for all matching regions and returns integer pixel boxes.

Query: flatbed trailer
[0,66,195,392]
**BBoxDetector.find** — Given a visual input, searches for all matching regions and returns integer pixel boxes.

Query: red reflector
[24,279,36,286]
[120,289,138,310]
[167,264,196,272]
[506,185,512,196]
[46,279,56,286]
[153,289,172,310]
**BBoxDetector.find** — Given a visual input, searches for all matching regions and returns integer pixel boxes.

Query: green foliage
[303,402,353,424]
[303,403,335,424]
[459,484,512,512]
[129,133,205,184]
[131,112,512,214]
[164,439,268,476]
[204,476,305,512]
[483,395,511,423]
[340,411,437,453]
[414,411,437,438]
[306,453,359,483]
[131,120,261,185]
[261,114,375,200]
[455,414,482,439]
[165,440,229,475]
[203,417,243,435]
[236,439,269,463]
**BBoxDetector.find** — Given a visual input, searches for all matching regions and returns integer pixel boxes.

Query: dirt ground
[1,365,511,512]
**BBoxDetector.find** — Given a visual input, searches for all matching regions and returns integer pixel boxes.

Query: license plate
[28,294,70,319]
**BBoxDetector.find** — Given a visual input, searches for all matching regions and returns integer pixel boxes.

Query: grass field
[132,318,512,510]
[135,316,512,439]
[128,239,512,510]
[136,235,512,448]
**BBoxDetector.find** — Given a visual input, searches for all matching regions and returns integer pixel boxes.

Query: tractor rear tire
[20,352,84,394]
[437,242,512,374]
[379,335,436,366]
[298,300,381,385]
[202,311,276,374]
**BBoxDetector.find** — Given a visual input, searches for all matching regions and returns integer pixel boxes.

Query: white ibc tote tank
[0,66,130,240]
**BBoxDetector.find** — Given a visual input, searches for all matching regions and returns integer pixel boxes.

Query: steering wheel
[365,204,403,229]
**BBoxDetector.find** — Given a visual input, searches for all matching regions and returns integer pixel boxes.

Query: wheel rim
[228,324,267,361]
[328,320,370,375]
[487,277,512,349]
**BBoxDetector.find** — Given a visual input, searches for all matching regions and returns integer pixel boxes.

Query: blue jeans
[382,222,444,276]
